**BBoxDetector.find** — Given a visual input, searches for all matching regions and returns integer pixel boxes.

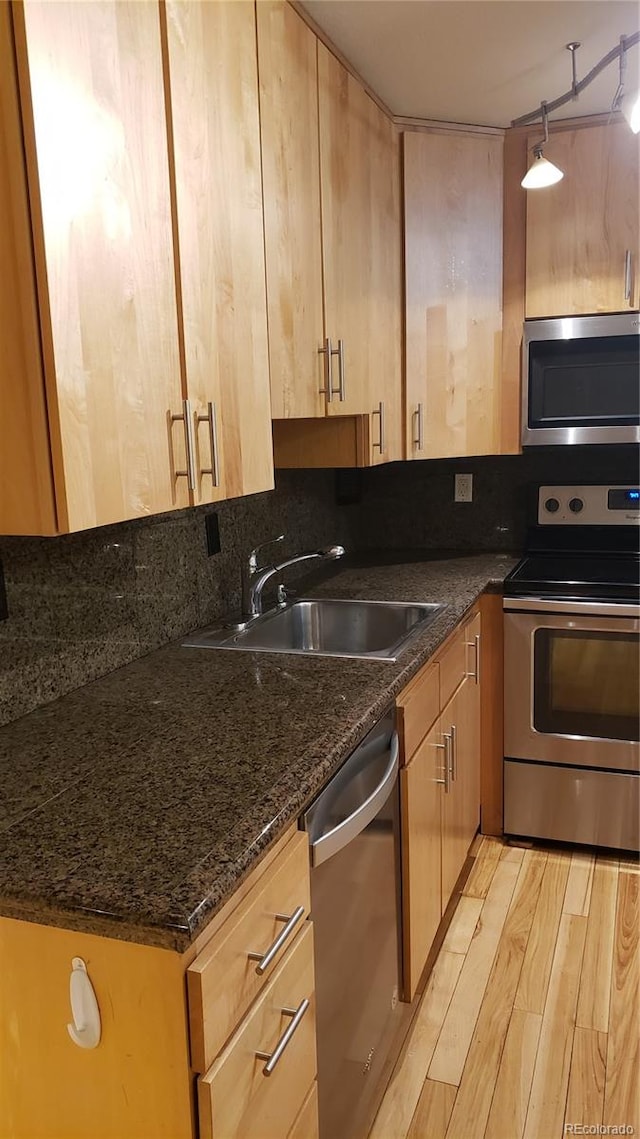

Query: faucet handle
[249,534,285,572]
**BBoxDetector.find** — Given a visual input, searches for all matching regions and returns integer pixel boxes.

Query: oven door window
[533,629,640,742]
[528,335,639,429]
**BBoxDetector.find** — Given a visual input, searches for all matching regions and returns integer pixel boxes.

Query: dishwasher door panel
[300,712,405,1139]
[309,784,403,1139]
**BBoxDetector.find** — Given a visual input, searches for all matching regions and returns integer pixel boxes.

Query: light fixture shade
[622,90,640,133]
[521,151,564,189]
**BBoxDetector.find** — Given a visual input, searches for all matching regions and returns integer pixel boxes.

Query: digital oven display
[608,488,640,510]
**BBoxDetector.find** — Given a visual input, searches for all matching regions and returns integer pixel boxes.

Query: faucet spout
[243,544,345,619]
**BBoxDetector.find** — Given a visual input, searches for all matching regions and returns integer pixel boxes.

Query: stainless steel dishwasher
[300,710,406,1139]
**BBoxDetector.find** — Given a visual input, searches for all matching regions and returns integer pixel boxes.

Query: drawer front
[198,922,317,1139]
[288,1082,319,1139]
[438,623,467,708]
[188,831,311,1072]
[397,660,439,762]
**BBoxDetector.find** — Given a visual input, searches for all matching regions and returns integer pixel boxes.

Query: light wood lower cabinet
[198,923,317,1139]
[398,609,482,1000]
[0,828,316,1139]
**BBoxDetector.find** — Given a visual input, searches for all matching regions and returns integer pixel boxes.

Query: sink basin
[183,598,445,661]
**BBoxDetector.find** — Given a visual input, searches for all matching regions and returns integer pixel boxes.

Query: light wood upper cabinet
[257,0,324,420]
[404,130,507,460]
[318,43,402,462]
[5,0,189,534]
[525,123,640,317]
[258,4,402,465]
[165,0,274,504]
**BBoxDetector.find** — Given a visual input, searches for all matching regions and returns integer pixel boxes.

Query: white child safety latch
[67,957,101,1049]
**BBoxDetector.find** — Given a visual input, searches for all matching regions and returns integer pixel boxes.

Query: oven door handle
[504,597,640,619]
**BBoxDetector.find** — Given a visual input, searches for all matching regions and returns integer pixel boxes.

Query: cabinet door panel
[404,131,504,460]
[16,0,188,530]
[526,123,640,317]
[257,0,325,420]
[319,45,402,440]
[401,719,443,1000]
[165,0,274,503]
[441,675,480,907]
[0,2,57,536]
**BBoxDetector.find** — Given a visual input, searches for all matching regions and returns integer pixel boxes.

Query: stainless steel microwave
[522,312,640,446]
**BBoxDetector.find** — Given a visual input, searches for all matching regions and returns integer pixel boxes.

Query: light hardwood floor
[371,838,639,1139]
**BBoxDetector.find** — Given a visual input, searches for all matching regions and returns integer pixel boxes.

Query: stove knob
[544,497,560,513]
[569,497,584,513]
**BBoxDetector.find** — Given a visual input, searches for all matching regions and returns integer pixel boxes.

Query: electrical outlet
[204,512,221,556]
[454,473,473,503]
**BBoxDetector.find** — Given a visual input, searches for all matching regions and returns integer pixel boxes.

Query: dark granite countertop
[0,552,516,951]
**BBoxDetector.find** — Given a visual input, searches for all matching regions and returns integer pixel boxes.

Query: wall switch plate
[454,473,473,503]
[0,560,7,620]
[204,512,221,556]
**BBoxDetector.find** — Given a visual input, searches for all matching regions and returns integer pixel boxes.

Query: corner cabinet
[525,122,640,318]
[0,829,317,1139]
[403,129,516,460]
[0,0,273,537]
[258,1,402,468]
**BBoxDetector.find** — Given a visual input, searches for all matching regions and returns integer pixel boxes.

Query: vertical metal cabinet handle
[413,403,424,451]
[450,724,457,782]
[255,998,310,1076]
[196,402,220,487]
[434,736,451,793]
[465,634,481,684]
[336,339,346,400]
[372,401,385,453]
[247,905,306,975]
[624,250,633,303]
[171,399,196,490]
[318,338,334,401]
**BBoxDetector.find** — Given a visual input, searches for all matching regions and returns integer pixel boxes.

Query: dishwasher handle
[309,732,399,868]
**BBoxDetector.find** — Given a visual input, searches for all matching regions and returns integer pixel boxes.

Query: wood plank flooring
[370,839,639,1139]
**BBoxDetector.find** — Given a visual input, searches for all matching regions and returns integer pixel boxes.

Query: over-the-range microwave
[522,311,640,446]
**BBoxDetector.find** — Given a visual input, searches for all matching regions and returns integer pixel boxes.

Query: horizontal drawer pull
[248,905,305,975]
[255,998,310,1076]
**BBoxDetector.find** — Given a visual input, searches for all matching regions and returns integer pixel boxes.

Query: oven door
[504,599,640,772]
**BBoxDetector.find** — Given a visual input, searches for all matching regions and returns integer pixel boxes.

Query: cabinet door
[257,1,325,420]
[400,717,443,1001]
[14,0,188,531]
[404,130,504,460]
[318,45,402,449]
[165,0,274,504]
[526,123,640,317]
[441,673,480,907]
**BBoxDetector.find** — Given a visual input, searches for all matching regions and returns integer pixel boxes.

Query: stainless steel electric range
[503,484,640,852]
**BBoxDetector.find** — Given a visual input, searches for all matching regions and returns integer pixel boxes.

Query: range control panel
[538,485,640,526]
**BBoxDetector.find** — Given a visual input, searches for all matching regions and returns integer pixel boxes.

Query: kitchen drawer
[288,1082,319,1139]
[397,660,439,763]
[198,921,317,1139]
[438,622,468,708]
[188,831,311,1073]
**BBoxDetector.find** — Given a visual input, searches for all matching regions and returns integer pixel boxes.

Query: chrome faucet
[242,535,345,619]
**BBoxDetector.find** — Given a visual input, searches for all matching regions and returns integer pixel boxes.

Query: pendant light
[521,102,564,190]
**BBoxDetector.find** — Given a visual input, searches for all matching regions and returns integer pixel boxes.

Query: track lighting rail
[512,30,640,127]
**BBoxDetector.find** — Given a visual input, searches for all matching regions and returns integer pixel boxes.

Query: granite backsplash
[0,446,637,726]
[0,471,357,727]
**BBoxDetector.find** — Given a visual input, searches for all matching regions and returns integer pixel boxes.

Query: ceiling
[300,1,640,127]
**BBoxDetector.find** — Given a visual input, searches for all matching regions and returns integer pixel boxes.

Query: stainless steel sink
[182,598,444,661]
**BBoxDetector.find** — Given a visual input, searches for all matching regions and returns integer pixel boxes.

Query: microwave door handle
[308,733,399,868]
